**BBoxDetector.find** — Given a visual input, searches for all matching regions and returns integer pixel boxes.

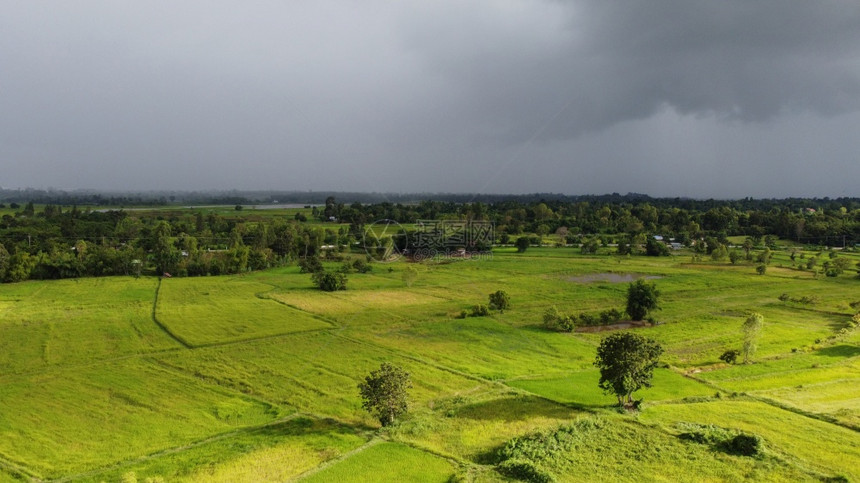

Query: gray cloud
[1,1,858,197]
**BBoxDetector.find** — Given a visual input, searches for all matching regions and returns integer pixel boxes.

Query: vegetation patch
[677,423,763,456]
[156,278,331,345]
[563,273,663,284]
[301,442,455,483]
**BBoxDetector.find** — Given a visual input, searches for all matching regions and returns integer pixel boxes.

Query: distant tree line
[1,196,858,283]
[0,205,353,282]
[320,197,860,248]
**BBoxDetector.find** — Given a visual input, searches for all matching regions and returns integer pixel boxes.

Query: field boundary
[0,452,41,481]
[56,413,312,483]
[291,438,383,481]
[150,278,193,348]
[681,371,860,433]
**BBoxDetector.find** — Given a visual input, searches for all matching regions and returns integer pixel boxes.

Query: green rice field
[0,246,858,481]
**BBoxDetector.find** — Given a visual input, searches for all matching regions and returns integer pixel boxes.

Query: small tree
[728,250,742,265]
[298,256,323,274]
[357,363,411,426]
[581,238,600,254]
[352,258,372,273]
[756,248,772,265]
[626,279,660,321]
[488,290,511,312]
[711,244,728,261]
[594,332,664,406]
[742,313,764,363]
[402,265,419,287]
[646,238,669,256]
[515,237,530,253]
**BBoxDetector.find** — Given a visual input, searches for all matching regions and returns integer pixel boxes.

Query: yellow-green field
[0,247,858,481]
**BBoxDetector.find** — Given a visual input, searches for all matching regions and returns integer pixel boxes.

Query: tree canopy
[594,332,664,406]
[357,363,412,426]
[626,279,660,321]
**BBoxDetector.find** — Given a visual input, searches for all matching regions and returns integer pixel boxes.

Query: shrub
[496,460,555,483]
[515,237,530,253]
[352,258,372,273]
[678,423,762,457]
[578,312,599,326]
[599,308,624,324]
[311,271,347,291]
[543,307,562,329]
[722,434,762,457]
[470,304,490,317]
[298,256,323,274]
[495,419,607,479]
[719,349,739,364]
[402,265,419,286]
[488,290,511,312]
[729,250,742,264]
[678,423,735,445]
[543,307,575,332]
[558,316,576,332]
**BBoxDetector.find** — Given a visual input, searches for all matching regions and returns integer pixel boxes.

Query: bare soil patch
[575,320,653,332]
[564,273,663,283]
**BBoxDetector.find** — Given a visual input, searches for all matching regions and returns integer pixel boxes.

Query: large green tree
[626,279,660,321]
[357,363,412,426]
[594,332,664,406]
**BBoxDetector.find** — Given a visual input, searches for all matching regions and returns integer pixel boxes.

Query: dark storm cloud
[1,1,858,197]
[397,0,860,142]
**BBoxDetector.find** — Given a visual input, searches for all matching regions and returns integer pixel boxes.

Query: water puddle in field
[564,273,663,283]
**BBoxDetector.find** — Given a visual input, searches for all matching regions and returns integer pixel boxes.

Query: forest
[0,195,858,283]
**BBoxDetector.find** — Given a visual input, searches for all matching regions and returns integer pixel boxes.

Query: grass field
[0,246,858,481]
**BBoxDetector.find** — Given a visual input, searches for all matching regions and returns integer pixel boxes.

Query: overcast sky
[2,1,859,198]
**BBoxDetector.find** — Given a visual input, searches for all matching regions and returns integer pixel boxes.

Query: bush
[599,308,624,324]
[495,419,606,481]
[722,434,762,457]
[729,250,742,264]
[543,307,576,332]
[577,312,599,326]
[719,349,739,364]
[646,238,670,256]
[489,290,511,312]
[298,256,323,274]
[678,424,733,444]
[470,304,490,317]
[678,423,762,457]
[352,258,372,273]
[496,459,555,483]
[515,237,530,253]
[312,271,347,291]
